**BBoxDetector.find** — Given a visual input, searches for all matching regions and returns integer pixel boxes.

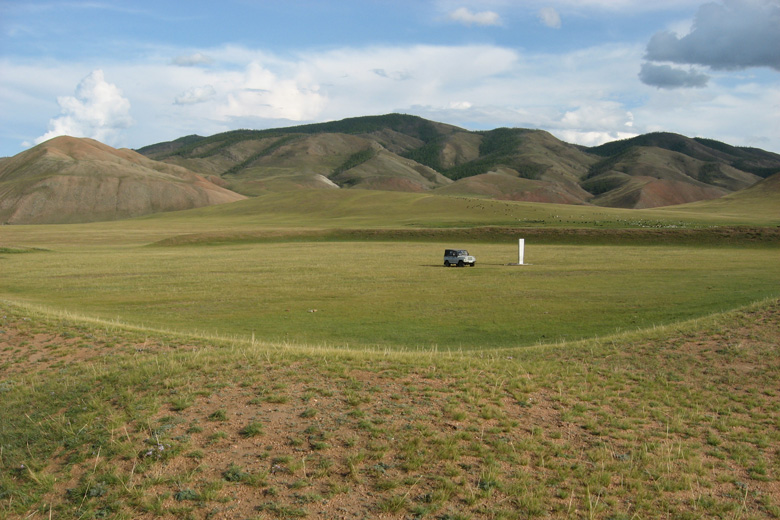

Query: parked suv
[444,249,476,267]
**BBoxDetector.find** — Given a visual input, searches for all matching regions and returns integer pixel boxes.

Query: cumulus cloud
[448,7,502,26]
[639,62,710,88]
[553,101,638,145]
[34,70,133,145]
[538,7,562,28]
[12,42,653,152]
[216,62,325,121]
[560,102,634,130]
[174,85,217,105]
[642,0,780,86]
[171,53,214,67]
[449,101,473,110]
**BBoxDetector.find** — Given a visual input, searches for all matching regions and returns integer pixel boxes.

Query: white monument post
[507,238,529,266]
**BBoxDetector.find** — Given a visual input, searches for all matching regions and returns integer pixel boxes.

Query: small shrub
[174,488,199,501]
[223,463,250,483]
[377,495,407,513]
[170,396,194,411]
[255,502,307,517]
[240,421,263,437]
[207,409,227,422]
[300,408,317,418]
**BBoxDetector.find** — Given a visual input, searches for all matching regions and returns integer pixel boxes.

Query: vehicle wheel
[469,262,475,267]
[457,260,464,267]
[444,260,450,267]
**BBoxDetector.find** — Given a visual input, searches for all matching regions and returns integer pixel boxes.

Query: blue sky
[1,0,779,157]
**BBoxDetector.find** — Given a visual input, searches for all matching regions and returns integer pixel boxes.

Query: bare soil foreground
[1,300,779,519]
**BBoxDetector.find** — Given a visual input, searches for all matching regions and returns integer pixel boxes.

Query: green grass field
[2,190,778,351]
[1,190,779,519]
[2,241,779,350]
[4,188,778,249]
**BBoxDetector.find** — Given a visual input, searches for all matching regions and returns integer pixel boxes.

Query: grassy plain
[3,188,778,249]
[1,190,778,350]
[1,242,779,350]
[1,189,779,518]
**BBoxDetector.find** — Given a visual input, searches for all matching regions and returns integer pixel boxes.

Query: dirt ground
[1,302,779,519]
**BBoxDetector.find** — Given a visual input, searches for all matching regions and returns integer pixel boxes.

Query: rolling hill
[665,171,780,221]
[2,115,779,224]
[0,136,246,224]
[139,114,780,209]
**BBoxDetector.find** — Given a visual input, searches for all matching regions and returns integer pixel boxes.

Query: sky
[1,0,779,158]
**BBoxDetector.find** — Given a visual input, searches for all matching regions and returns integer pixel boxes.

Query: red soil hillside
[0,136,246,224]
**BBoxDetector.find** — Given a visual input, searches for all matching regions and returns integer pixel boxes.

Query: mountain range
[2,114,779,224]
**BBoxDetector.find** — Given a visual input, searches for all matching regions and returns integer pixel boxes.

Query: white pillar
[518,238,525,265]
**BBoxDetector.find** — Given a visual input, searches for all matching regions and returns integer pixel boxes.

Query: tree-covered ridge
[589,133,780,179]
[402,128,534,180]
[134,134,203,158]
[222,135,302,176]
[138,114,455,160]
[137,115,780,184]
[332,147,377,176]
[585,150,636,180]
[402,139,445,171]
[131,113,779,209]
[283,113,451,142]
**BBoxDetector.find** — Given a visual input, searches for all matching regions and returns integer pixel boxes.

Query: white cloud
[634,79,780,148]
[12,43,649,151]
[174,85,216,105]
[34,69,133,146]
[538,7,561,28]
[556,129,638,147]
[555,102,638,145]
[297,44,519,120]
[215,61,326,121]
[525,0,704,11]
[560,101,634,130]
[7,37,779,156]
[448,7,502,26]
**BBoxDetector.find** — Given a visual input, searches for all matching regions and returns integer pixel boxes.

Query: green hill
[139,114,780,210]
[665,171,780,221]
[3,115,779,225]
[589,132,780,178]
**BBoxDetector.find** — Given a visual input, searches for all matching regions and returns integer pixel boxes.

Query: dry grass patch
[0,300,779,518]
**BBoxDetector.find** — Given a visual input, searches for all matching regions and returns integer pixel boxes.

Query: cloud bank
[640,0,780,88]
[34,70,133,145]
[10,27,777,157]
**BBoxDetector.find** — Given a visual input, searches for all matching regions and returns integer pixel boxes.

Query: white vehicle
[444,248,476,267]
